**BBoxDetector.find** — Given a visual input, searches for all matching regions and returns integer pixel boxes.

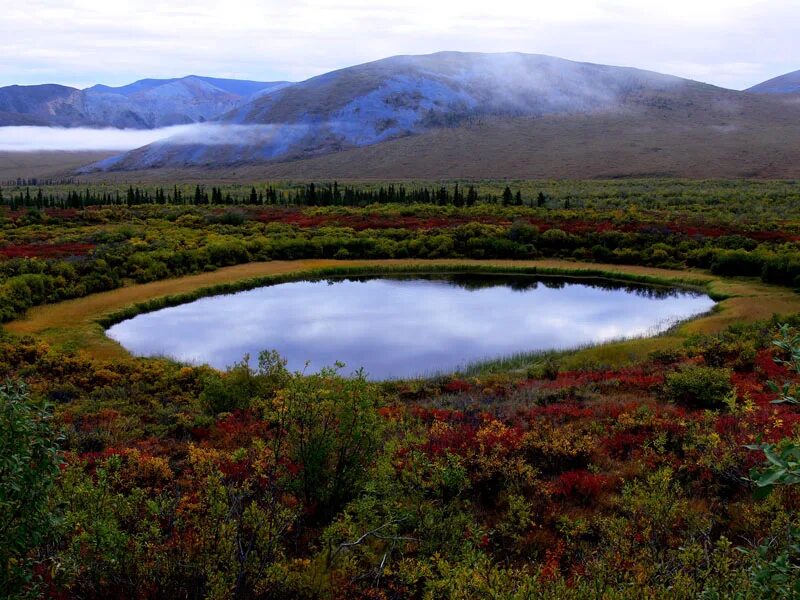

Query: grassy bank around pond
[5,258,800,370]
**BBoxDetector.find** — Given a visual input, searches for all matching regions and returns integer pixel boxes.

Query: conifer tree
[502,186,513,206]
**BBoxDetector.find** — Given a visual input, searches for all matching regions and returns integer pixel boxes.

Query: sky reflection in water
[106,275,716,379]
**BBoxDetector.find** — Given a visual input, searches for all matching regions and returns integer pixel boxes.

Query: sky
[1,0,798,91]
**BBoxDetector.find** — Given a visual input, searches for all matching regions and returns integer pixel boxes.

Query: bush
[664,365,733,409]
[0,382,61,598]
[710,250,764,277]
[200,351,289,415]
[200,359,262,415]
[280,366,382,521]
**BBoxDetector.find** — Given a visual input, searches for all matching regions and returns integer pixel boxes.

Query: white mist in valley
[0,124,291,152]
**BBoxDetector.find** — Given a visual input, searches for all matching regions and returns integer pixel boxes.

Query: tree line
[0,183,551,209]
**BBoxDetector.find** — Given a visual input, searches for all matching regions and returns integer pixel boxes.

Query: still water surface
[106,275,716,379]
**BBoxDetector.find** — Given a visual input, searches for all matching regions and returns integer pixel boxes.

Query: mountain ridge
[0,76,290,129]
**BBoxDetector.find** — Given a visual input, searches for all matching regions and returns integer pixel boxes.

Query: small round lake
[106,274,716,379]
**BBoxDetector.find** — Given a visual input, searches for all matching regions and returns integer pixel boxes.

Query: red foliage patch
[422,423,478,457]
[601,431,651,459]
[556,469,610,502]
[0,242,95,258]
[536,366,664,392]
[754,348,790,381]
[443,379,473,394]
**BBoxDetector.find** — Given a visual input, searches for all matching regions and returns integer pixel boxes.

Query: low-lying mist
[0,124,293,152]
[0,125,196,152]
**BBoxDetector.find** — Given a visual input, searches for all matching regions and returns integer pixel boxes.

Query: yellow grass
[5,259,800,367]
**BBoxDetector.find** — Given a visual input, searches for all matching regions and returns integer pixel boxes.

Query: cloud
[106,277,715,378]
[0,124,304,152]
[1,0,799,90]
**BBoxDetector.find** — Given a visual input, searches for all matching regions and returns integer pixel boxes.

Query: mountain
[97,51,698,169]
[747,70,800,94]
[0,84,88,126]
[0,76,290,128]
[85,52,800,179]
[81,76,290,128]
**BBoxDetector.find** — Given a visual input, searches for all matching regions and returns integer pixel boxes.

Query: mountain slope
[100,51,701,170]
[247,92,800,179]
[81,88,800,181]
[747,70,800,94]
[0,77,289,128]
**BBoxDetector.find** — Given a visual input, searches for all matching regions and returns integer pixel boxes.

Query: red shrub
[0,242,95,258]
[754,349,790,381]
[443,379,472,394]
[602,431,650,459]
[556,469,610,502]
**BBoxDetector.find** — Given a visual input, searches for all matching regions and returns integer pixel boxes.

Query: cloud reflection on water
[106,276,716,379]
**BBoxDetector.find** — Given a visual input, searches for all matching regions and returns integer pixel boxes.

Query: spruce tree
[502,186,513,206]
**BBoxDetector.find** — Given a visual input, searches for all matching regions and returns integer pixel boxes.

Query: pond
[106,274,716,379]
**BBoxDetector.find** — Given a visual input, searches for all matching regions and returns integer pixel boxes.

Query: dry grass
[0,151,117,181]
[6,259,800,367]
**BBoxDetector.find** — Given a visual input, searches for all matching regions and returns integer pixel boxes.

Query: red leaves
[556,470,610,503]
[602,431,650,459]
[443,379,473,394]
[219,457,251,482]
[533,366,664,392]
[210,409,270,447]
[0,241,95,258]
[754,348,790,381]
[539,539,566,582]
[422,423,478,457]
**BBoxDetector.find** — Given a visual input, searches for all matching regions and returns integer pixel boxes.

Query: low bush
[664,365,733,409]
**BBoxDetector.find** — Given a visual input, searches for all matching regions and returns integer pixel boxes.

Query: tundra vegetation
[1,179,800,599]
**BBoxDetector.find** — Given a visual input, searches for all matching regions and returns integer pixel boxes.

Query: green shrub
[710,249,764,277]
[200,350,289,415]
[0,382,62,598]
[200,359,262,414]
[280,366,382,521]
[664,365,733,409]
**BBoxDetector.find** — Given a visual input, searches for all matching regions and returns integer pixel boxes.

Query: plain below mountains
[0,76,289,129]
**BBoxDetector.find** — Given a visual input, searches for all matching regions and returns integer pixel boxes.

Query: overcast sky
[2,0,798,90]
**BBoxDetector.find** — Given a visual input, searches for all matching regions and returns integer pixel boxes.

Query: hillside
[747,69,800,94]
[246,91,800,180]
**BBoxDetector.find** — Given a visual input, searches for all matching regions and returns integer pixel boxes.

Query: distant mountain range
[2,53,799,179]
[0,76,289,128]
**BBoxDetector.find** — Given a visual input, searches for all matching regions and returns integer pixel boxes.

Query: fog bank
[0,124,276,152]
